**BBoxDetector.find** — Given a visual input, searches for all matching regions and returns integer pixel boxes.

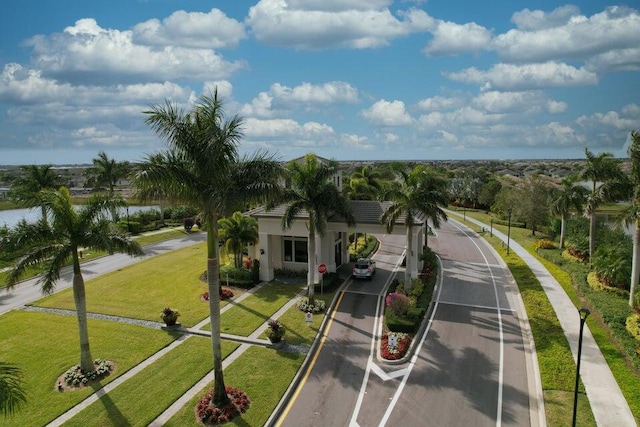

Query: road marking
[274,291,346,427]
[450,219,505,427]
[349,249,406,427]
[379,255,444,426]
[437,300,516,313]
[342,289,382,296]
[368,360,409,381]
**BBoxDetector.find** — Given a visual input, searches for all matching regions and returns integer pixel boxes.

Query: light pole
[572,306,590,427]
[506,208,512,255]
[490,217,493,238]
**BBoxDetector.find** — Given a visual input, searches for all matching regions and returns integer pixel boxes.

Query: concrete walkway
[453,212,636,427]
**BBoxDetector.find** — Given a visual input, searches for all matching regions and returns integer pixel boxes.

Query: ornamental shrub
[385,292,410,317]
[626,314,640,341]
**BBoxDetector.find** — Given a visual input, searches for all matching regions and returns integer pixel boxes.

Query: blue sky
[0,0,638,165]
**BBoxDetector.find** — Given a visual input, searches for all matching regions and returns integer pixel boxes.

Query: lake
[0,206,160,229]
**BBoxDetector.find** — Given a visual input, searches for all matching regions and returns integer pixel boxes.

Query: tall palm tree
[8,164,64,227]
[6,187,143,373]
[282,154,355,304]
[382,165,448,291]
[134,90,282,407]
[580,148,627,263]
[218,211,259,268]
[620,130,640,307]
[89,151,129,222]
[0,361,26,417]
[550,175,588,248]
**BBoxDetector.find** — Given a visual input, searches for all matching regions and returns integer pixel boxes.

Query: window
[283,237,308,263]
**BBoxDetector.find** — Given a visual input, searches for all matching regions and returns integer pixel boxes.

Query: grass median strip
[0,311,177,427]
[64,337,240,427]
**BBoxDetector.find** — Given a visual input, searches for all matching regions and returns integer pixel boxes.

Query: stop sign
[318,263,327,274]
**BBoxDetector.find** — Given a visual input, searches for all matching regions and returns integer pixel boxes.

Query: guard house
[247,200,426,284]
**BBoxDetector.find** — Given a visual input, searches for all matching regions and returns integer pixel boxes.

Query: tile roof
[247,200,424,226]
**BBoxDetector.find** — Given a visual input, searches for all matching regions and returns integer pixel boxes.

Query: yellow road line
[275,291,346,426]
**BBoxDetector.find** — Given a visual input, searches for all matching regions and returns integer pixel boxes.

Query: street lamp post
[507,208,512,255]
[490,218,493,238]
[572,307,591,427]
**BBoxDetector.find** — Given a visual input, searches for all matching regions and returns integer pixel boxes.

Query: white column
[410,225,420,279]
[258,232,274,281]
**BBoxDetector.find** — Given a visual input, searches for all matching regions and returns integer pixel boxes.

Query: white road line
[437,300,516,313]
[450,220,505,427]
[369,360,409,381]
[350,249,406,427]
[379,255,445,427]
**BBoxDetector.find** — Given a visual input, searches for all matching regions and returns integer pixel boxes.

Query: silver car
[352,258,376,280]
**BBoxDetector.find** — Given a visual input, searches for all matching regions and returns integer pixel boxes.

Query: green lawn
[34,243,215,326]
[165,345,306,426]
[65,337,240,427]
[0,311,177,427]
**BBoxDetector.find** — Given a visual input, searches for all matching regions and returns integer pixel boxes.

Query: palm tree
[348,166,382,201]
[0,361,26,417]
[134,90,282,408]
[580,148,627,263]
[550,175,588,248]
[620,130,640,307]
[218,212,259,268]
[282,154,355,305]
[382,165,448,291]
[8,164,64,227]
[6,187,143,373]
[89,151,130,222]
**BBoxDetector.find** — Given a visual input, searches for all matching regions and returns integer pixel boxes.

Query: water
[0,206,160,229]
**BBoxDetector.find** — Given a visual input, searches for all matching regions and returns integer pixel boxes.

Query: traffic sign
[318,263,327,274]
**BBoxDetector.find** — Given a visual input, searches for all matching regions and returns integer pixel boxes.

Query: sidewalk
[454,212,636,427]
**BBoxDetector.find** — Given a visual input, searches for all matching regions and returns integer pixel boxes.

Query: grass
[453,209,640,424]
[216,282,305,335]
[65,337,240,427]
[0,310,177,427]
[164,346,306,426]
[34,243,215,326]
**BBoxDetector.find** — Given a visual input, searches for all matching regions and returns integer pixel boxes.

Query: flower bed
[195,386,250,425]
[380,333,411,360]
[201,289,234,301]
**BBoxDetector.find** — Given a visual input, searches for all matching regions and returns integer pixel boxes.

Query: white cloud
[446,62,598,90]
[546,100,567,114]
[202,81,233,99]
[341,133,374,150]
[240,92,275,118]
[243,117,335,140]
[25,18,246,85]
[246,0,432,49]
[132,8,246,49]
[494,6,640,63]
[417,95,465,111]
[586,48,640,73]
[361,99,413,126]
[270,81,359,105]
[511,5,580,31]
[423,20,492,56]
[472,90,565,114]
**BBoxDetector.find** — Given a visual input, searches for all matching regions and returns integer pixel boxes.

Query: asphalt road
[0,231,207,316]
[277,220,539,426]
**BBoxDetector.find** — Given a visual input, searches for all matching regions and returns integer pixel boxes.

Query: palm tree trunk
[307,230,316,305]
[405,225,413,292]
[206,222,230,407]
[40,205,48,228]
[630,220,640,307]
[560,214,567,249]
[589,210,596,264]
[72,258,94,372]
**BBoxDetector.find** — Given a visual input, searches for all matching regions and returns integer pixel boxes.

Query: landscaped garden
[0,240,333,426]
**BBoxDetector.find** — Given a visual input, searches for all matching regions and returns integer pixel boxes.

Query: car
[352,258,376,280]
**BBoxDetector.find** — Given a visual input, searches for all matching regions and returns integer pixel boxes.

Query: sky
[0,1,639,165]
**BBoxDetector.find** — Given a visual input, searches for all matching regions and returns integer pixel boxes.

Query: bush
[626,314,640,341]
[297,298,326,313]
[385,292,410,316]
[386,311,418,333]
[313,272,341,293]
[380,333,411,360]
[535,239,556,250]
